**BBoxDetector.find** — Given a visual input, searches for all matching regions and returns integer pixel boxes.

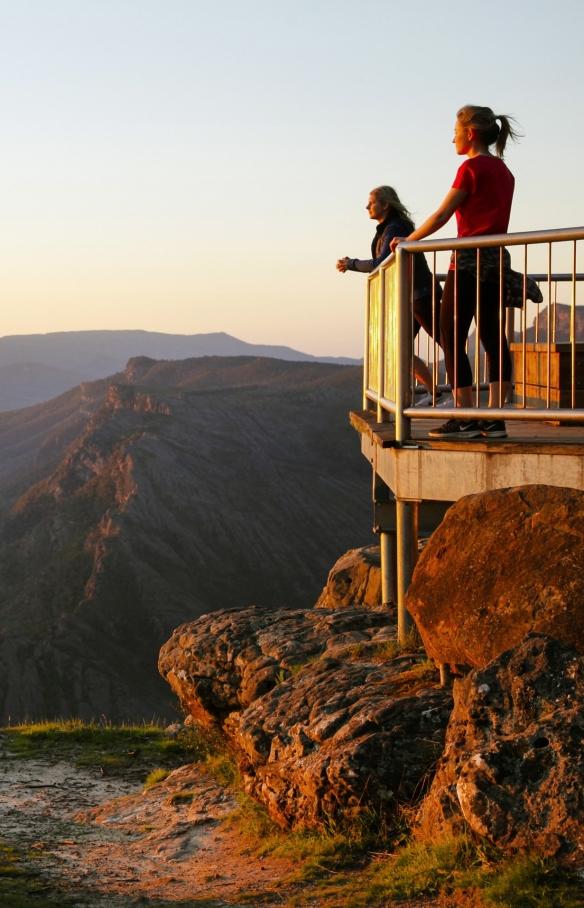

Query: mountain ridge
[0,330,361,411]
[0,355,372,722]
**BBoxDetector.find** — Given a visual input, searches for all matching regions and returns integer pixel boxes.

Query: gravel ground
[0,750,292,906]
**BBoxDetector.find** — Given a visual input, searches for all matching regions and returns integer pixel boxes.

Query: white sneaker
[437,395,454,408]
[415,391,445,408]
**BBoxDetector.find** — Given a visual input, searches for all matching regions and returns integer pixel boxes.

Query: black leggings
[413,293,441,340]
[441,270,512,387]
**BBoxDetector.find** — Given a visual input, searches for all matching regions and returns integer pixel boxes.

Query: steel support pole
[395,247,412,443]
[439,663,452,686]
[396,498,418,644]
[379,531,397,606]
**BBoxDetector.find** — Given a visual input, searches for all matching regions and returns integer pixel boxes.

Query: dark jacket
[347,217,436,301]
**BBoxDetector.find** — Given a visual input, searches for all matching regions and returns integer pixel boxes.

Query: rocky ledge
[421,634,584,864]
[159,485,584,859]
[232,654,451,827]
[159,546,452,827]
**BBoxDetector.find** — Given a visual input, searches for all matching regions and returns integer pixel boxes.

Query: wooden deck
[350,410,584,501]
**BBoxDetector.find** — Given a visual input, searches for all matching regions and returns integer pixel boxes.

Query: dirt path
[0,752,293,906]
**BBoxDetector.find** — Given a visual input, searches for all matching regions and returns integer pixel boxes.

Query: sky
[0,0,582,358]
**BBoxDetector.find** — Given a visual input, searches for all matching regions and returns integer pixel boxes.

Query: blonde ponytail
[457,105,522,158]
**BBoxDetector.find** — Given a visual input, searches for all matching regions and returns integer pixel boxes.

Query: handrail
[367,226,584,278]
[363,225,584,438]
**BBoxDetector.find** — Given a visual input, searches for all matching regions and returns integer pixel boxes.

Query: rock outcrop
[232,655,452,828]
[315,545,381,610]
[420,635,584,863]
[160,599,453,829]
[405,485,584,669]
[158,603,395,726]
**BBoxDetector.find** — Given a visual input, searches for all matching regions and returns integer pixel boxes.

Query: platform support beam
[396,498,419,644]
[439,663,452,686]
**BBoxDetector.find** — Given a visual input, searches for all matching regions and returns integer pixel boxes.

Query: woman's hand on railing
[336,257,351,272]
[390,237,406,254]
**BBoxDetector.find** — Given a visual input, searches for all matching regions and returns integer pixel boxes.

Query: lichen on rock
[420,634,584,863]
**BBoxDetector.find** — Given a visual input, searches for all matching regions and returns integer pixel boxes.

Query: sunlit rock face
[405,484,584,670]
[420,634,584,864]
[160,595,452,829]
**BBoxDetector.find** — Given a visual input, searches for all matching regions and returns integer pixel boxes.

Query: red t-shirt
[452,155,515,237]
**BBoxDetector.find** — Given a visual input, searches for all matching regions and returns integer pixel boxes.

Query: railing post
[395,247,412,443]
[377,267,389,422]
[396,498,418,645]
[363,278,371,410]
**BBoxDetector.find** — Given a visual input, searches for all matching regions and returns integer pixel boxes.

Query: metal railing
[363,226,584,441]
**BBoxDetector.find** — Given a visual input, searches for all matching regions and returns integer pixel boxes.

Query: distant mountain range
[0,355,372,722]
[0,330,361,411]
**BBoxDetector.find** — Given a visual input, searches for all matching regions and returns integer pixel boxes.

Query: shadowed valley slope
[0,356,372,722]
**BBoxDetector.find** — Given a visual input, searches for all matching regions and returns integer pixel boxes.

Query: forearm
[347,258,374,273]
[403,188,467,244]
[406,210,451,242]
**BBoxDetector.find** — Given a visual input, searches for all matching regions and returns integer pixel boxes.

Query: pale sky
[0,0,582,358]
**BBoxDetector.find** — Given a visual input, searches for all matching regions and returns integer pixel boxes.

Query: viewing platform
[351,409,584,502]
[352,225,584,653]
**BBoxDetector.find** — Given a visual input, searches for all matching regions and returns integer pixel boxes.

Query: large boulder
[231,654,452,828]
[420,635,584,863]
[158,603,395,726]
[406,485,584,669]
[315,545,381,610]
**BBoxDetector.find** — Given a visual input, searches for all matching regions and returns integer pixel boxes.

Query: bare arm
[390,188,468,252]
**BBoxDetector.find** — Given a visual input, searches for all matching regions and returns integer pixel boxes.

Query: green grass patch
[345,629,426,665]
[277,833,584,908]
[0,840,74,907]
[203,749,240,789]
[143,767,171,789]
[0,718,221,776]
[166,791,195,806]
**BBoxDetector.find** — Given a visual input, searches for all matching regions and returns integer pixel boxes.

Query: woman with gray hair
[337,185,443,405]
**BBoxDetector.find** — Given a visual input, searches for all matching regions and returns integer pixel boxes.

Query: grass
[0,718,222,775]
[143,767,171,789]
[2,721,582,908]
[345,627,426,665]
[222,777,584,907]
[267,832,584,908]
[0,840,74,907]
[166,791,195,806]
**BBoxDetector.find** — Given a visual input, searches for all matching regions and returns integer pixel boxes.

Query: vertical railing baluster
[547,242,552,409]
[499,247,504,407]
[378,268,387,422]
[432,252,437,405]
[453,251,458,406]
[364,277,371,409]
[572,241,577,410]
[396,247,411,443]
[552,281,558,344]
[522,245,527,408]
[475,248,481,407]
[411,259,416,407]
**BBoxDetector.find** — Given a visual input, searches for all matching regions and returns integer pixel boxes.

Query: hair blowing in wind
[456,105,522,158]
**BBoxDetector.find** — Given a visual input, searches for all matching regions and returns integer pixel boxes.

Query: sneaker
[480,419,508,438]
[436,395,454,408]
[415,391,444,407]
[428,418,483,439]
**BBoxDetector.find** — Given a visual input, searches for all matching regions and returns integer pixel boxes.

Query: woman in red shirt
[391,105,521,439]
